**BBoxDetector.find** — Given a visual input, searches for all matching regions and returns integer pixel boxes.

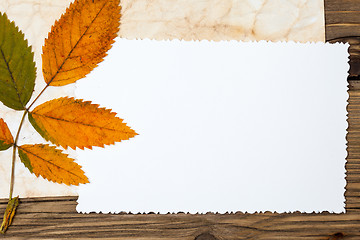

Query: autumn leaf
[1,0,136,233]
[18,144,89,185]
[42,0,120,86]
[0,196,19,234]
[0,118,14,151]
[28,97,137,150]
[0,13,36,110]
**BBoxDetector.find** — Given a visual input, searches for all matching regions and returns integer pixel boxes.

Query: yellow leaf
[0,196,19,234]
[42,0,120,86]
[18,144,89,186]
[0,118,14,150]
[29,97,137,150]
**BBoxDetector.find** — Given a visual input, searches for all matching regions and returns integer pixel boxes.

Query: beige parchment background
[0,0,325,198]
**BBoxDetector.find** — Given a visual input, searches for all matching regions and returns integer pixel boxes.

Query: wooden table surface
[1,0,360,239]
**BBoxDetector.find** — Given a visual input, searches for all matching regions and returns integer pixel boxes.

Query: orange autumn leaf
[42,0,120,86]
[0,118,14,150]
[18,144,88,186]
[28,97,137,150]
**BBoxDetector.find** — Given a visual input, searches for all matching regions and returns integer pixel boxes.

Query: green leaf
[0,12,36,110]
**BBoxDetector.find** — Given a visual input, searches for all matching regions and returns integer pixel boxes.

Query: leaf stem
[9,109,27,200]
[8,83,49,200]
[27,85,49,111]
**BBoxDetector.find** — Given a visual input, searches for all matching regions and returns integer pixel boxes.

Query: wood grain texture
[1,0,360,239]
[325,0,360,77]
[0,196,359,239]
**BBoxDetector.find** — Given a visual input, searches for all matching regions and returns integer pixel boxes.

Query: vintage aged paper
[0,0,325,43]
[0,0,326,200]
[120,0,325,42]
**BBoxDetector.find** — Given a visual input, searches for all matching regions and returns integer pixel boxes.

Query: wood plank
[0,1,359,239]
[325,12,360,25]
[0,197,360,239]
[346,80,360,214]
[325,0,360,77]
[325,0,360,11]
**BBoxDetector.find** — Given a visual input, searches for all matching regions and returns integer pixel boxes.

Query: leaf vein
[19,146,85,180]
[33,112,128,132]
[0,48,23,107]
[48,0,109,85]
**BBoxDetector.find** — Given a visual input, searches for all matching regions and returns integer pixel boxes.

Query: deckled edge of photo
[75,40,350,214]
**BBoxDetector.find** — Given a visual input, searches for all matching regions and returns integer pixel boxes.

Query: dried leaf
[0,196,19,234]
[18,144,89,185]
[0,13,36,110]
[0,118,13,150]
[42,0,120,86]
[28,97,137,150]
